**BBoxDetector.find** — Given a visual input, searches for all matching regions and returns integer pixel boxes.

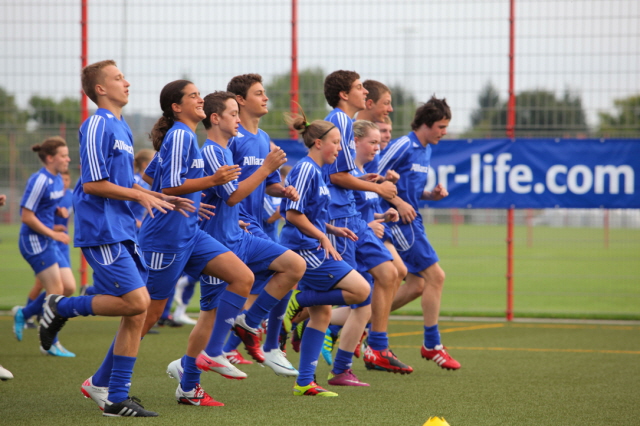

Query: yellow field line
[391,345,640,355]
[389,321,640,331]
[390,323,505,337]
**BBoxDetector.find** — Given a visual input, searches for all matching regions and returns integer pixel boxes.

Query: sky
[0,0,638,135]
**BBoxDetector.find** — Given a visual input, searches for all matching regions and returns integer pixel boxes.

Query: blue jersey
[53,188,73,230]
[228,124,281,226]
[323,108,357,220]
[74,108,137,247]
[279,156,331,251]
[199,139,243,249]
[378,132,431,212]
[138,122,203,253]
[129,172,150,222]
[20,168,64,247]
[262,194,281,242]
[351,167,380,224]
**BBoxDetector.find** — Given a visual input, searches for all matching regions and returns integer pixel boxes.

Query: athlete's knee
[228,270,254,295]
[124,290,151,316]
[373,263,398,289]
[349,281,371,305]
[424,265,445,289]
[288,252,307,279]
[395,262,408,283]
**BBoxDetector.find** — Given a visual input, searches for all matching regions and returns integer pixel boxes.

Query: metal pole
[289,0,299,139]
[505,0,516,321]
[79,0,89,287]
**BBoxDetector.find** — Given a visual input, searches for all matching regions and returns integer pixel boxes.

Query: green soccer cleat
[283,290,302,333]
[293,381,338,397]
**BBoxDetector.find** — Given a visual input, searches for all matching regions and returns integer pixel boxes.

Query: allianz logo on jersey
[411,163,429,173]
[113,140,134,155]
[49,189,64,200]
[365,191,378,200]
[243,156,264,166]
[319,186,330,196]
[191,159,204,169]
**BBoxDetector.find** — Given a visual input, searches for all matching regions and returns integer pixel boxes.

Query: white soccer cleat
[262,347,299,377]
[196,351,247,380]
[166,358,183,384]
[0,365,14,381]
[173,311,197,325]
[81,376,109,410]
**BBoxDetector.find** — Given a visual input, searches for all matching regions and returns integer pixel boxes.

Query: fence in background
[1,0,638,318]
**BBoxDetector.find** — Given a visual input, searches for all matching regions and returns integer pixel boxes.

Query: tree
[464,84,589,138]
[261,67,329,139]
[597,94,640,138]
[0,86,29,131]
[388,85,419,137]
[29,95,80,129]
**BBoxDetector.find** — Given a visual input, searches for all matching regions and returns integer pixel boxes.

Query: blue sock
[93,339,116,387]
[368,331,388,351]
[22,292,46,319]
[297,289,346,308]
[179,355,200,392]
[108,355,136,404]
[423,324,441,349]
[263,291,291,352]
[222,331,242,353]
[182,277,197,304]
[332,348,354,375]
[57,295,95,317]
[297,327,325,387]
[205,290,246,357]
[245,291,279,329]
[328,324,342,338]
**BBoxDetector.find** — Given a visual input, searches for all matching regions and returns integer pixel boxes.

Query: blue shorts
[246,221,271,240]
[386,215,439,275]
[19,234,64,275]
[200,275,227,311]
[296,248,353,292]
[55,240,71,269]
[82,241,148,297]
[144,229,230,300]
[200,232,287,305]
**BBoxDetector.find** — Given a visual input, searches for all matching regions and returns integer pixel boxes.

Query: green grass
[2,223,639,319]
[1,316,639,425]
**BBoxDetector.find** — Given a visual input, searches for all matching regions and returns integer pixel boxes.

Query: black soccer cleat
[103,396,159,417]
[38,294,68,351]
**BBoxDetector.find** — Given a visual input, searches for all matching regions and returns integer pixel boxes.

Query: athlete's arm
[421,183,449,201]
[226,147,286,206]
[162,165,241,197]
[21,208,69,244]
[266,183,299,202]
[329,172,397,199]
[265,206,282,224]
[83,179,174,218]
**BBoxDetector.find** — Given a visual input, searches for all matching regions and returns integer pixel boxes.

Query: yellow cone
[423,417,451,426]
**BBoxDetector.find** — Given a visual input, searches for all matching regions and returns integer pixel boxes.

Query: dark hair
[363,80,390,103]
[411,96,452,130]
[149,80,192,151]
[284,106,336,149]
[353,120,379,139]
[81,60,117,104]
[202,91,237,130]
[324,70,360,109]
[32,136,66,163]
[134,149,155,173]
[226,74,263,100]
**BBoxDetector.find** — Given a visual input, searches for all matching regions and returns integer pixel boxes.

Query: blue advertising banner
[274,138,640,209]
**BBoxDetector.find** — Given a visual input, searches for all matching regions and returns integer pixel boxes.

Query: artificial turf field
[1,315,639,425]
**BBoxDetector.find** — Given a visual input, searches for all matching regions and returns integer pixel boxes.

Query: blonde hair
[353,120,379,139]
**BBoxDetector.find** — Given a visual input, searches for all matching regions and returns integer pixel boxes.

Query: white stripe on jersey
[263,197,276,216]
[24,173,48,211]
[202,145,235,196]
[377,136,411,175]
[288,162,314,212]
[336,112,355,171]
[87,115,104,181]
[170,130,186,189]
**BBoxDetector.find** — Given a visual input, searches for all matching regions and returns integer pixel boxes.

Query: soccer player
[222,74,299,366]
[281,110,370,397]
[15,137,76,357]
[39,60,182,417]
[357,80,393,124]
[319,70,410,382]
[378,96,461,370]
[166,91,305,399]
[364,115,393,175]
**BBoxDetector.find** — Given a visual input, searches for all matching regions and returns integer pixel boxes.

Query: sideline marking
[390,323,505,338]
[391,345,640,355]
